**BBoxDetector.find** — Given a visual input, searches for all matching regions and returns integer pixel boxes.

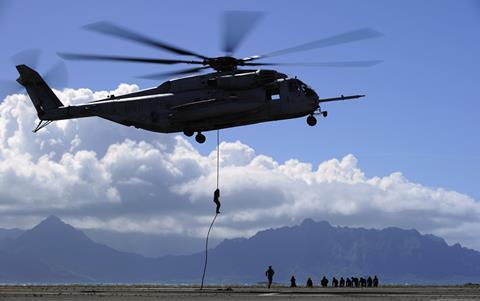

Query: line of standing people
[266,265,379,288]
[316,275,379,288]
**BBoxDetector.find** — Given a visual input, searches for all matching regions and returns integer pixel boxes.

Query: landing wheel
[183,129,194,137]
[195,132,206,144]
[307,115,317,126]
[322,111,328,118]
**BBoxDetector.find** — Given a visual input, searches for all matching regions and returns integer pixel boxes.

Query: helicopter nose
[310,96,320,108]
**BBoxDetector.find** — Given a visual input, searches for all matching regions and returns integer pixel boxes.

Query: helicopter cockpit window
[298,81,317,97]
[289,80,306,94]
[304,86,317,97]
[267,86,280,101]
[271,93,280,101]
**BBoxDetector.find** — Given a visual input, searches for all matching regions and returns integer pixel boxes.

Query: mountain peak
[42,215,64,225]
[32,215,70,232]
[300,218,331,228]
[15,215,90,247]
[301,218,315,225]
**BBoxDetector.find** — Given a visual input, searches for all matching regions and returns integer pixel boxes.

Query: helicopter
[16,13,382,144]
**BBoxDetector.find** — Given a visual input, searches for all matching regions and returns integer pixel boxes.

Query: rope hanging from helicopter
[200,130,221,290]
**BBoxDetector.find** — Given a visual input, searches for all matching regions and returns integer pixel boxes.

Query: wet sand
[1,285,480,300]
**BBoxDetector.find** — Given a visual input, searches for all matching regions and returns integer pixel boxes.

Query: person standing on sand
[345,277,352,287]
[320,276,329,288]
[306,277,313,288]
[290,275,297,287]
[265,266,275,288]
[367,276,373,287]
[332,277,338,287]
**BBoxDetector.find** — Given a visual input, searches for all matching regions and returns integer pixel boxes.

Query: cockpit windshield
[303,85,317,97]
[288,79,300,91]
[300,83,307,93]
[299,81,318,97]
[288,79,317,97]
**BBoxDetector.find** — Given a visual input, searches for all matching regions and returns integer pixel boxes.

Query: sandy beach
[1,285,480,300]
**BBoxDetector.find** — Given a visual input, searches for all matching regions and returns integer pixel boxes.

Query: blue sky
[0,0,479,247]
[2,0,478,197]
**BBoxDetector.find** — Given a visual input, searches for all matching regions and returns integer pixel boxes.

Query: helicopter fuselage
[41,69,320,134]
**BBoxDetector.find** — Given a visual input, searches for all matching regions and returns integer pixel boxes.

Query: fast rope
[200,130,221,290]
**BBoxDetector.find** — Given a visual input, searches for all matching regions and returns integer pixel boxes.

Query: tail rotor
[1,49,68,98]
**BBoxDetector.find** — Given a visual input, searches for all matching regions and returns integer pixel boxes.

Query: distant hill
[0,223,217,257]
[84,228,219,257]
[188,219,480,284]
[1,215,164,283]
[0,216,479,284]
[0,228,24,250]
[0,228,24,241]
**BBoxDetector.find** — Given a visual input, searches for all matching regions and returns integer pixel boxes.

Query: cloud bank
[1,85,479,250]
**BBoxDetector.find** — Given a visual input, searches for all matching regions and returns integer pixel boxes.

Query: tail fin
[16,64,63,119]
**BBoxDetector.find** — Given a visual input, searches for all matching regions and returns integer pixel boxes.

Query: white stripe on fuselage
[79,93,174,106]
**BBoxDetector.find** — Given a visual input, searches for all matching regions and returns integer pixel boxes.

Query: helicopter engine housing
[213,70,286,90]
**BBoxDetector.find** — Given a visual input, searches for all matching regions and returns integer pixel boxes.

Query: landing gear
[195,132,206,144]
[183,129,194,137]
[307,108,328,126]
[307,115,317,126]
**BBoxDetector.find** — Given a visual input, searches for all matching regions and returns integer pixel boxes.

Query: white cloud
[1,86,480,251]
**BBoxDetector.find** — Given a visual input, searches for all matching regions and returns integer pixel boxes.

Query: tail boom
[16,64,64,119]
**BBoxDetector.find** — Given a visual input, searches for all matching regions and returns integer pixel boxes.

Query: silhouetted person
[265,266,275,288]
[373,275,379,287]
[352,277,359,288]
[332,277,338,287]
[339,277,345,287]
[306,277,313,288]
[290,275,297,287]
[320,276,328,288]
[213,188,221,214]
[345,278,352,287]
[367,276,373,287]
[360,277,366,288]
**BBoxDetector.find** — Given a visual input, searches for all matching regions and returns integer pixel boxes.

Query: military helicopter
[16,12,382,143]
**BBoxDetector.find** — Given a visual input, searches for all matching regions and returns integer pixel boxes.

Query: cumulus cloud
[1,85,480,250]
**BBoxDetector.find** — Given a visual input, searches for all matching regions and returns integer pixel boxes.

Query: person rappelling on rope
[200,130,221,290]
[213,188,221,214]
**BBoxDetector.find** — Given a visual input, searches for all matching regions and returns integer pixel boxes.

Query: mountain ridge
[0,216,479,284]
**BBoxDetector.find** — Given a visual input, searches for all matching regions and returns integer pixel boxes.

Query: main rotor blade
[243,28,383,61]
[137,66,209,80]
[84,21,209,60]
[243,60,383,67]
[43,61,68,89]
[58,53,204,65]
[11,48,41,69]
[222,11,264,55]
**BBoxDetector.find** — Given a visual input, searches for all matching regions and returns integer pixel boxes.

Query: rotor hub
[205,56,240,72]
